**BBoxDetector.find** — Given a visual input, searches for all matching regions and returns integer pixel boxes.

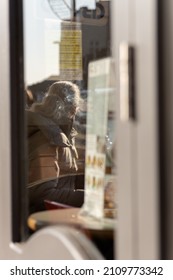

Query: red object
[44,199,72,210]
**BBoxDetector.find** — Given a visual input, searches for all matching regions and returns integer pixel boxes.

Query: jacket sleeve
[56,144,78,177]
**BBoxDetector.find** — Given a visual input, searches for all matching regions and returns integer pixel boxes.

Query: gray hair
[31,81,81,124]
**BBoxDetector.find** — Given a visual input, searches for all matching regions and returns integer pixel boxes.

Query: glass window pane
[23,0,116,259]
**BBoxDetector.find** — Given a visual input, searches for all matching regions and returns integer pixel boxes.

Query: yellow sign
[60,22,83,80]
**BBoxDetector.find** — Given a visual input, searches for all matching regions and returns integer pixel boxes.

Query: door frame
[158,0,173,259]
[112,0,160,259]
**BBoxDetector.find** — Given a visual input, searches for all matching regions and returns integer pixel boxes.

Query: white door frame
[112,0,160,259]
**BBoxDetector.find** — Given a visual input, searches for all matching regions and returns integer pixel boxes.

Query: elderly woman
[26,81,84,213]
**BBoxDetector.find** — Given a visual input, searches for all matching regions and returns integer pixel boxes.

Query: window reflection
[24,0,115,219]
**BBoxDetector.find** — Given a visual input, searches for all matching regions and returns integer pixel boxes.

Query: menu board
[82,57,116,219]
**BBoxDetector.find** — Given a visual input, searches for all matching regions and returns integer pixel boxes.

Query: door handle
[119,42,135,121]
